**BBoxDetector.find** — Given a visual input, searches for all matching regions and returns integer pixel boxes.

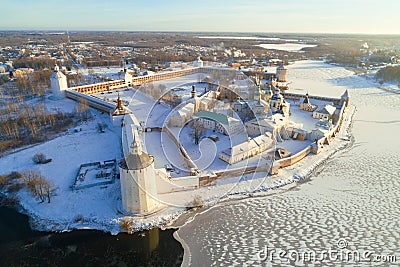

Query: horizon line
[1,29,400,36]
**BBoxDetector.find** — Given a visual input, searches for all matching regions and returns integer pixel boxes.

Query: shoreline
[169,103,356,266]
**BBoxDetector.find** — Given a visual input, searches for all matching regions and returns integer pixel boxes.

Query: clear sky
[1,0,399,34]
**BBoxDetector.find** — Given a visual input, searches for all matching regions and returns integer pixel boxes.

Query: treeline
[0,102,75,152]
[0,97,91,153]
[305,43,363,66]
[0,170,54,204]
[376,66,400,83]
[14,70,53,97]
[1,70,53,101]
[13,58,56,70]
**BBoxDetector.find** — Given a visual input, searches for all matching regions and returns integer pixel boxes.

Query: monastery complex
[50,59,350,215]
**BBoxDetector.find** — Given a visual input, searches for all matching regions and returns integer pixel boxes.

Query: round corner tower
[119,129,159,214]
[50,65,68,98]
[276,65,288,82]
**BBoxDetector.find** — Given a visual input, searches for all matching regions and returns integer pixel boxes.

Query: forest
[376,66,400,83]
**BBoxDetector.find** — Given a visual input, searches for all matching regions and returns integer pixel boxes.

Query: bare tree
[193,119,205,145]
[193,194,203,208]
[22,170,54,203]
[75,98,90,121]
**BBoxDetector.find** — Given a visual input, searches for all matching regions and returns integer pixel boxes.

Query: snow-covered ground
[151,74,205,92]
[198,36,298,41]
[379,81,400,94]
[80,66,125,80]
[174,60,400,266]
[0,105,125,233]
[93,89,171,128]
[1,60,363,236]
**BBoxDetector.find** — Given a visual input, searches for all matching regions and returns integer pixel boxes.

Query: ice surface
[175,60,400,266]
[257,43,317,52]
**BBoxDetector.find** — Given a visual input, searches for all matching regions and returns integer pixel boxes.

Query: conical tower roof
[303,93,310,104]
[119,130,154,170]
[119,152,154,170]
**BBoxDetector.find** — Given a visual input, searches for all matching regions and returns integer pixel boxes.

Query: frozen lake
[257,43,317,52]
[176,61,400,266]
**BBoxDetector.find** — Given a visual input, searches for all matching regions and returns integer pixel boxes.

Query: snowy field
[287,99,334,132]
[151,74,205,92]
[80,66,125,80]
[174,60,400,266]
[287,60,350,97]
[0,104,125,233]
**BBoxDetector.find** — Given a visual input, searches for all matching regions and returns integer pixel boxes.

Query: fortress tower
[340,90,350,107]
[193,56,204,68]
[276,65,288,82]
[119,129,159,214]
[124,68,133,86]
[50,65,68,99]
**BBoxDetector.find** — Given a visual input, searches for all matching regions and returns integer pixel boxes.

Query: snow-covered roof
[221,134,273,157]
[246,114,286,130]
[316,104,336,115]
[252,134,274,147]
[200,97,212,104]
[222,140,257,157]
[193,110,240,126]
[341,90,349,99]
[174,102,195,117]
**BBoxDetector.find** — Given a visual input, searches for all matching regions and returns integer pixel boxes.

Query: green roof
[193,110,230,125]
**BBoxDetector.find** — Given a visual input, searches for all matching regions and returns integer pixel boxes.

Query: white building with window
[245,113,289,141]
[192,110,242,136]
[168,102,195,127]
[312,104,336,121]
[219,134,274,164]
